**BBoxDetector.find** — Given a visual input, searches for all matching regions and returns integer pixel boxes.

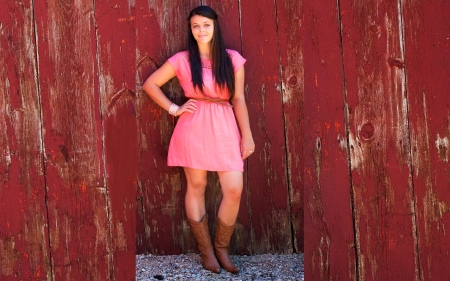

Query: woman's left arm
[231,66,255,160]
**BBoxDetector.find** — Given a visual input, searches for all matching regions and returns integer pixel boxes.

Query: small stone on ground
[136,253,304,281]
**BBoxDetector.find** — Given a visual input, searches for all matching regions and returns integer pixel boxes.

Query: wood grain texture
[94,0,139,280]
[276,0,304,253]
[240,0,292,254]
[134,0,194,255]
[302,0,357,279]
[34,0,111,279]
[340,0,417,279]
[402,1,450,280]
[0,1,50,280]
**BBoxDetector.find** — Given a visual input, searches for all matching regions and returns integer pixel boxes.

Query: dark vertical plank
[0,1,50,280]
[340,0,418,279]
[34,0,110,279]
[402,1,450,280]
[94,0,139,279]
[134,0,194,255]
[275,0,304,253]
[240,0,292,254]
[302,0,357,279]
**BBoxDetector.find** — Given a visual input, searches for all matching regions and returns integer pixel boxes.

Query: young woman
[143,6,254,273]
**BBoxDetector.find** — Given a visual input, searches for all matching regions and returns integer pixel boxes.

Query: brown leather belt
[191,97,233,107]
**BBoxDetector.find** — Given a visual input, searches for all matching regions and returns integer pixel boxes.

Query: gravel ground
[136,253,304,281]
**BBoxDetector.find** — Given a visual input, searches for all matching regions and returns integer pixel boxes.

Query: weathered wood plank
[302,0,357,279]
[94,0,139,279]
[240,0,292,254]
[34,0,110,279]
[276,0,304,253]
[340,0,418,279]
[0,1,50,280]
[402,1,450,279]
[134,0,192,255]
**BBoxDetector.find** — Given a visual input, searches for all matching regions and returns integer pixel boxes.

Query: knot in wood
[288,75,297,86]
[388,57,405,68]
[359,123,375,141]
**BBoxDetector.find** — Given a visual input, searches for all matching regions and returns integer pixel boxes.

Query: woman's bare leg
[184,167,220,273]
[184,167,208,221]
[213,170,242,273]
[217,171,243,225]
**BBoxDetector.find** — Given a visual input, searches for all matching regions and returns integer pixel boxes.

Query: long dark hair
[188,6,235,99]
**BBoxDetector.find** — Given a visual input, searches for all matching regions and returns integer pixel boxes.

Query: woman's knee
[187,177,208,193]
[222,184,243,202]
[218,171,243,202]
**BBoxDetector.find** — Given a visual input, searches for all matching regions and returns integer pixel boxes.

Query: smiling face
[190,15,214,45]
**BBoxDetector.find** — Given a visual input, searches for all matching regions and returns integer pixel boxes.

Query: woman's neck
[197,44,211,60]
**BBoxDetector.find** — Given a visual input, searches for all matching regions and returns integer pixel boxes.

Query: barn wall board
[402,0,450,279]
[302,0,357,279]
[339,0,418,279]
[94,0,140,279]
[0,1,50,280]
[275,0,304,254]
[34,0,113,279]
[240,0,292,254]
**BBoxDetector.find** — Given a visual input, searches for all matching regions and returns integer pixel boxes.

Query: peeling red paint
[0,1,50,279]
[34,0,111,279]
[95,0,139,279]
[403,0,450,279]
[303,0,357,279]
[338,0,439,280]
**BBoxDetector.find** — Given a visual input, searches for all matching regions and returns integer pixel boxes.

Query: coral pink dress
[167,49,246,171]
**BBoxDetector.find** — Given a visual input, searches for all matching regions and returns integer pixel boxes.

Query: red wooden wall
[1,0,449,280]
[303,0,450,280]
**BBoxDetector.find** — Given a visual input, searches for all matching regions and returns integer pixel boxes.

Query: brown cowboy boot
[187,215,221,273]
[214,217,239,273]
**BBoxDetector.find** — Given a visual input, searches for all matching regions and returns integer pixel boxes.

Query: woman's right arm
[143,61,197,116]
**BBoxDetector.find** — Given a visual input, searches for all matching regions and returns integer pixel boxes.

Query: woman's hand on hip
[176,99,197,116]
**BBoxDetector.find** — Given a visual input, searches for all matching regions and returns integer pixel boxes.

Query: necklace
[201,59,212,69]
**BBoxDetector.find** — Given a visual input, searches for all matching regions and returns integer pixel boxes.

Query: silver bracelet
[168,103,179,116]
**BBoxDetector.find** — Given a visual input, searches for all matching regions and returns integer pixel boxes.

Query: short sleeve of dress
[167,51,189,83]
[227,49,246,73]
